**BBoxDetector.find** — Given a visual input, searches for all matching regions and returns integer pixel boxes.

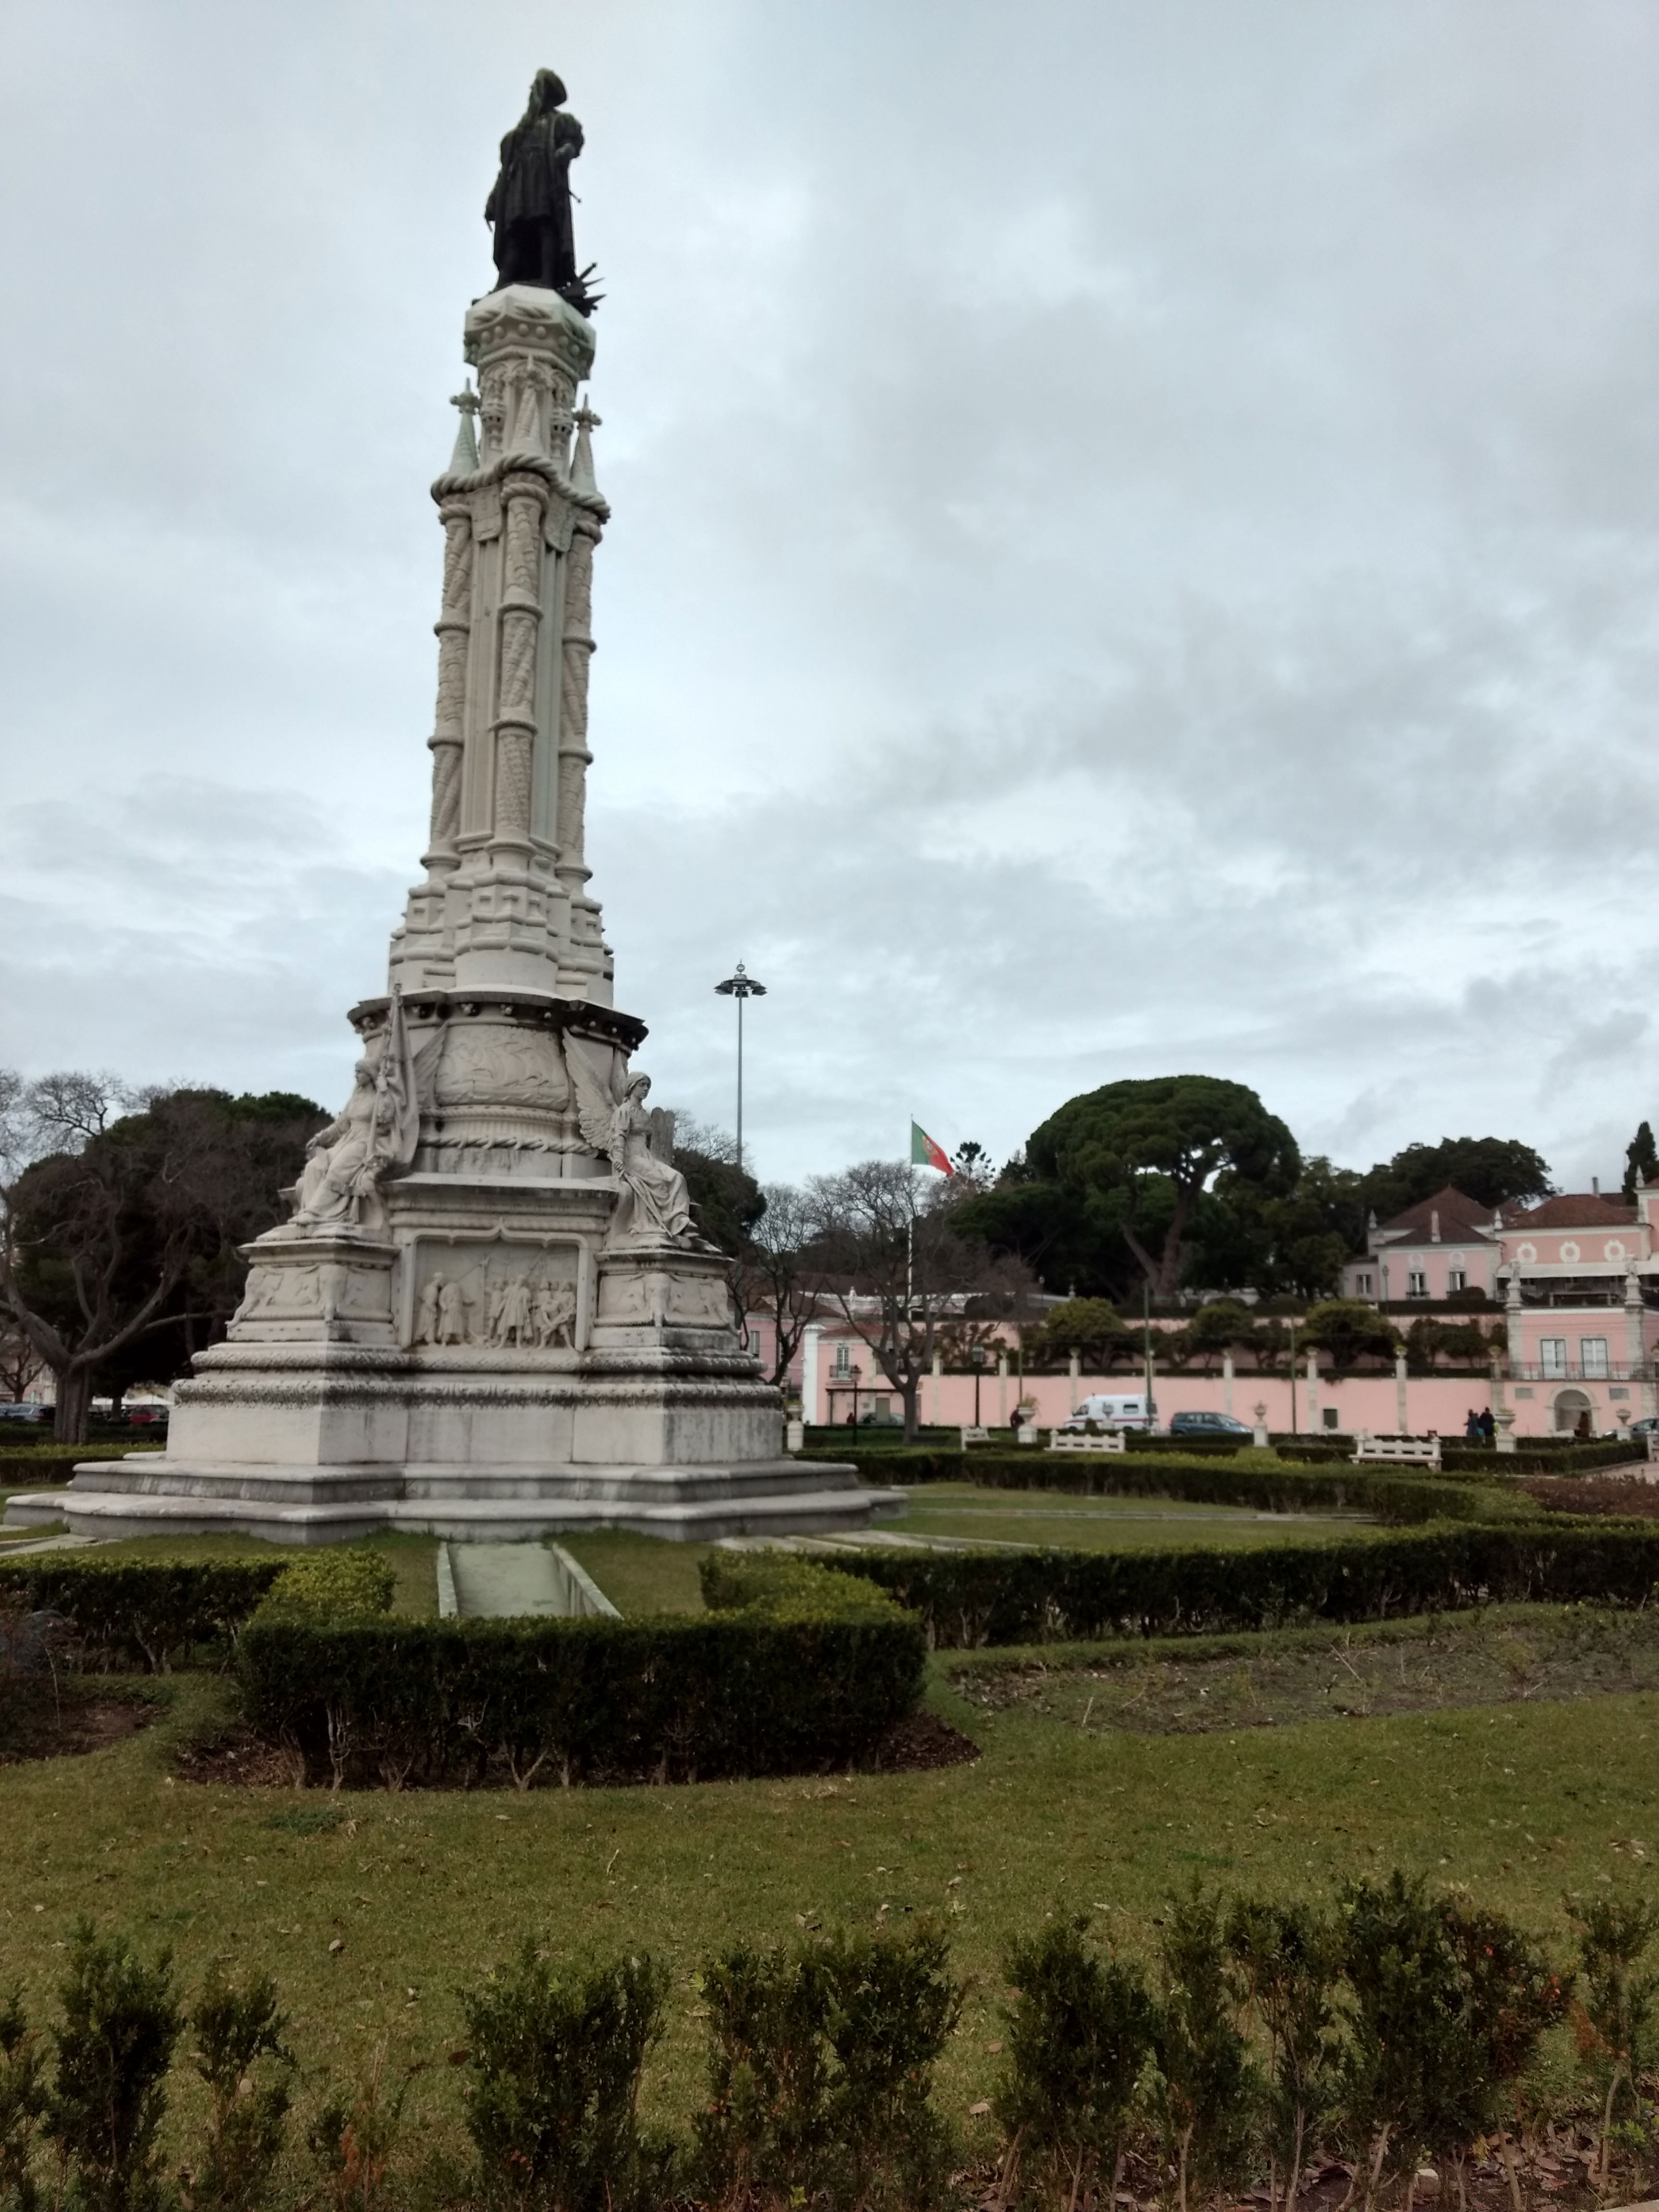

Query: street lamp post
[849,1361,863,1427]
[971,1343,986,1426]
[714,962,767,1176]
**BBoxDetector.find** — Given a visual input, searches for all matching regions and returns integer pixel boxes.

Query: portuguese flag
[911,1121,954,1175]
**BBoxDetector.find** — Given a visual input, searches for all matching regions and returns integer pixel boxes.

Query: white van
[1056,1393,1157,1434]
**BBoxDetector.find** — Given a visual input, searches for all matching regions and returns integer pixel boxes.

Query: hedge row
[0,1443,164,1478]
[824,1448,1515,1525]
[12,1876,1648,2212]
[0,1557,286,1670]
[237,1606,926,1787]
[830,1520,1659,1647]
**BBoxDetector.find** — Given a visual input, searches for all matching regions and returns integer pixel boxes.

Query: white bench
[1047,1430,1127,1455]
[960,1425,991,1447]
[1352,1434,1442,1470]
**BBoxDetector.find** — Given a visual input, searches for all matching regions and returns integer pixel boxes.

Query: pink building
[1495,1190,1659,1433]
[1341,1185,1507,1305]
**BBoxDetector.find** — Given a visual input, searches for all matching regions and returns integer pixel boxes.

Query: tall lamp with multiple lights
[713,962,767,1175]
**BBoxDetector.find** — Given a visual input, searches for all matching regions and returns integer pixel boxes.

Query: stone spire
[389,285,614,1003]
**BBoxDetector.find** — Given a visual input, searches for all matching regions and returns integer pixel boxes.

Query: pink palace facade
[756,1181,1659,1441]
[1342,1182,1659,1433]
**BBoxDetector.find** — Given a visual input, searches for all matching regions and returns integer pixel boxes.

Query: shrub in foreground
[46,1924,180,2212]
[463,1944,672,2212]
[695,1923,962,2212]
[1,1878,1653,2212]
[994,1915,1155,2212]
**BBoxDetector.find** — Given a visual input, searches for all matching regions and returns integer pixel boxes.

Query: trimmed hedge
[237,1606,927,1787]
[699,1552,899,1619]
[0,1557,286,1670]
[814,1448,1515,1526]
[828,1521,1659,1647]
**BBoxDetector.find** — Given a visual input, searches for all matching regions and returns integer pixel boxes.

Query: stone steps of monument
[4,1485,906,1548]
[58,1456,864,1508]
[398,1459,860,1503]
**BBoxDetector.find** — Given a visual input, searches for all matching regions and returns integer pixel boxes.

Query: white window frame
[1355,1271,1374,1296]
[831,1343,851,1378]
[1580,1337,1610,1379]
[1407,1270,1428,1298]
[1448,1270,1467,1293]
[1540,1338,1568,1378]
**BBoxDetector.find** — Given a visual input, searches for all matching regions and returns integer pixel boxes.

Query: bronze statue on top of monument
[485,69,602,313]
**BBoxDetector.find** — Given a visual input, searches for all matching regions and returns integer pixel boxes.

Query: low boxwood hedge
[0,1557,286,1670]
[829,1520,1659,1647]
[817,1448,1516,1525]
[238,1604,927,1787]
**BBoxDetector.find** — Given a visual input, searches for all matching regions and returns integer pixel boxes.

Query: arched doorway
[1553,1388,1594,1435]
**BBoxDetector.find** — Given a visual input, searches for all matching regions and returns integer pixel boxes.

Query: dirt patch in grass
[1523,1475,1659,1518]
[0,1683,159,1765]
[866,1707,980,1772]
[950,1604,1659,1736]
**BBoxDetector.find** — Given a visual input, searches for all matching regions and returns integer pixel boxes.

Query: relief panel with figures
[409,1244,579,1350]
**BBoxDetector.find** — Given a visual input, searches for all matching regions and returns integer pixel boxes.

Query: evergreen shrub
[252,1549,395,1623]
[827,1522,1659,1647]
[237,1604,926,1789]
[695,1923,961,2212]
[0,1559,285,1672]
[462,1943,672,2212]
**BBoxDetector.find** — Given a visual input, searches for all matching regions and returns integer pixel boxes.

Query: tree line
[1,1063,1645,1444]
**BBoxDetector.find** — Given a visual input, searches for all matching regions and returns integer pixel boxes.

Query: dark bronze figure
[485,70,601,311]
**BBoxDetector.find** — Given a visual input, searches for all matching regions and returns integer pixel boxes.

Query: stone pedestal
[3,282,897,1548]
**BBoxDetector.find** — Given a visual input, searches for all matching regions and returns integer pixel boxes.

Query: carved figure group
[415,1270,575,1350]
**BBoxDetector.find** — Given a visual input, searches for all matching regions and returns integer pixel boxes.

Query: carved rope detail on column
[425,504,473,859]
[491,477,547,846]
[556,518,599,884]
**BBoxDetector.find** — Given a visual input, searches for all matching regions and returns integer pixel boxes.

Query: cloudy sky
[4,1,1659,1190]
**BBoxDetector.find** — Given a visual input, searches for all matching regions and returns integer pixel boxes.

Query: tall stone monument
[13,77,893,1545]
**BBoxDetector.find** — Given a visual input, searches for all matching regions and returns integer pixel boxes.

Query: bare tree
[805,1159,1019,1442]
[0,1322,45,1405]
[736,1182,819,1393]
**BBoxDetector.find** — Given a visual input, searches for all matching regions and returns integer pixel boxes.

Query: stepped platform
[1,1455,904,1547]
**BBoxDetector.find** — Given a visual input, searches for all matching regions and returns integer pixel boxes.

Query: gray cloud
[4,0,1658,1192]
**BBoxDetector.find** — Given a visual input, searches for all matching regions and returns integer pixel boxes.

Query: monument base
[3,1455,897,1546]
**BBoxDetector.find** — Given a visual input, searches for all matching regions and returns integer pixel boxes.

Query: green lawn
[556,1530,710,1613]
[882,1479,1369,1551]
[3,1614,1658,2161]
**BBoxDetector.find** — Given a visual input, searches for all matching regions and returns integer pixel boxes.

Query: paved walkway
[441,1541,620,1620]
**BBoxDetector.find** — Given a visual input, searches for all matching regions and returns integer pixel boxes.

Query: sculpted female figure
[608,1074,697,1244]
[291,1055,391,1227]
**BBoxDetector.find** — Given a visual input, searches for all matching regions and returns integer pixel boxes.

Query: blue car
[1167,1411,1253,1437]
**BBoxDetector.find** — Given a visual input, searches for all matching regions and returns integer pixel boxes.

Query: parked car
[0,1403,49,1423]
[1168,1410,1253,1437]
[1056,1393,1156,1433]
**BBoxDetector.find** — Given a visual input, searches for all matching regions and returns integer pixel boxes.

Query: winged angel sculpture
[564,1044,700,1246]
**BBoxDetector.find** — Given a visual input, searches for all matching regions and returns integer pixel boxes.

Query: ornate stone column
[422,491,474,874]
[491,453,550,857]
[556,406,608,997]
